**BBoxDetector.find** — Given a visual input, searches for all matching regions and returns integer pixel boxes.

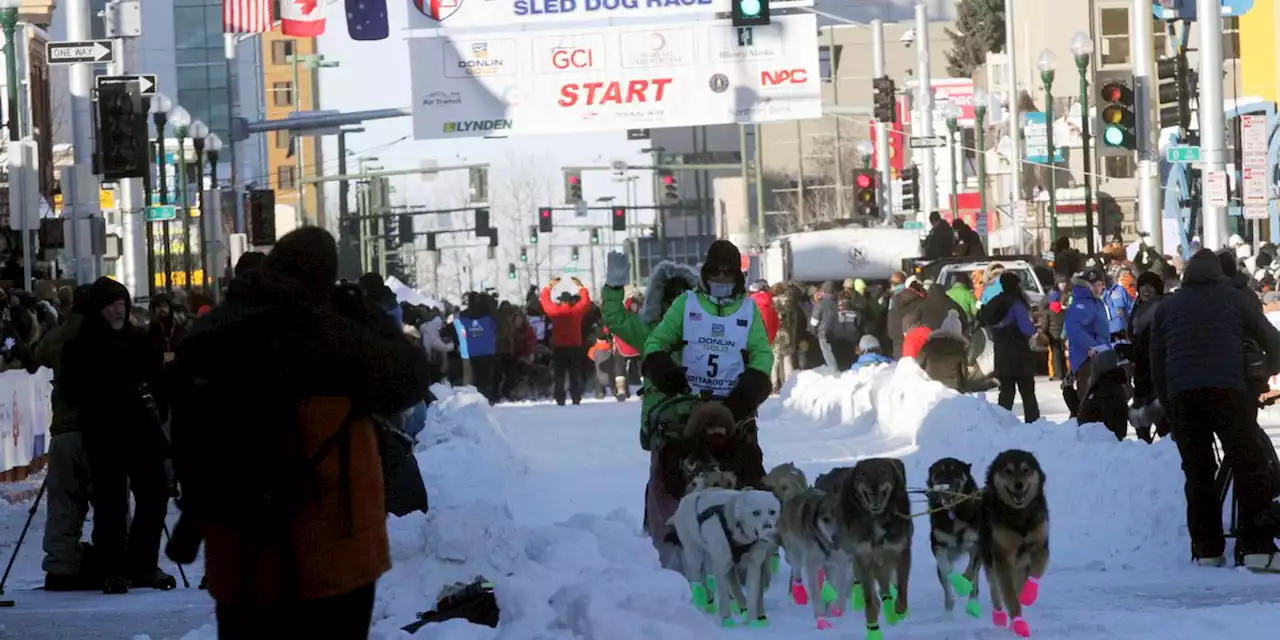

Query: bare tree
[491,152,555,295]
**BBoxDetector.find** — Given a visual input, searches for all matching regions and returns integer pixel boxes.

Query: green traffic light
[1103,126,1125,146]
[740,0,761,17]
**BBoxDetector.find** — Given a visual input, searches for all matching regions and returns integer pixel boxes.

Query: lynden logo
[552,48,595,70]
[443,119,513,133]
[422,91,463,107]
[761,69,807,87]
[414,0,463,23]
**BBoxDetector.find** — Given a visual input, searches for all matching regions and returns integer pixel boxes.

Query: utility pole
[1132,0,1162,254]
[1197,0,1227,250]
[871,19,892,223]
[67,0,98,283]
[105,0,146,298]
[1003,0,1022,223]
[914,2,938,218]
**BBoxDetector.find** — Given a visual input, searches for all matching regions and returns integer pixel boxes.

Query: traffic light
[852,169,878,217]
[538,207,554,233]
[872,76,896,124]
[1096,70,1137,156]
[425,231,438,252]
[474,208,490,236]
[732,0,770,27]
[900,165,919,213]
[487,228,499,247]
[398,213,414,245]
[590,228,600,244]
[95,80,149,181]
[520,246,529,262]
[564,169,583,204]
[612,206,627,231]
[528,224,539,244]
[468,166,488,203]
[1156,53,1190,131]
[247,189,276,246]
[659,170,679,205]
[507,263,517,280]
[571,246,580,261]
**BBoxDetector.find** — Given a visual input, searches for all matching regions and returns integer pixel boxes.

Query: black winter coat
[979,291,1036,379]
[918,284,970,334]
[923,222,955,260]
[916,332,969,392]
[955,227,986,257]
[61,316,167,454]
[1127,297,1163,405]
[1151,250,1280,403]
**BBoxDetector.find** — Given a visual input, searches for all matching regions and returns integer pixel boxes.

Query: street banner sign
[409,0,813,29]
[409,14,821,139]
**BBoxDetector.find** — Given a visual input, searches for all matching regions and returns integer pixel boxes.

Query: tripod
[1213,423,1280,565]
[0,476,48,607]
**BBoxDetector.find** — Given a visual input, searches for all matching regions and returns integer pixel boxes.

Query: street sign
[96,74,157,97]
[145,205,177,222]
[1241,114,1269,205]
[574,200,588,217]
[47,40,115,65]
[909,136,946,148]
[1166,145,1201,163]
[626,129,651,141]
[1244,205,1269,221]
[1243,167,1268,205]
[1205,170,1229,207]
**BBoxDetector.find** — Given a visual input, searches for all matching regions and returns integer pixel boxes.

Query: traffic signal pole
[1196,0,1228,250]
[1132,0,1163,254]
[914,2,939,219]
[871,19,892,223]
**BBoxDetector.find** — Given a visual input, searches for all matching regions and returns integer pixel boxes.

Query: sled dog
[776,488,854,627]
[668,488,780,625]
[836,458,913,635]
[980,449,1049,637]
[813,466,854,494]
[683,460,739,495]
[926,457,983,614]
[762,462,808,503]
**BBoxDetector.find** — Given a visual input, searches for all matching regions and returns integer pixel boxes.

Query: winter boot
[1237,539,1280,573]
[130,568,177,590]
[103,576,130,595]
[614,376,629,401]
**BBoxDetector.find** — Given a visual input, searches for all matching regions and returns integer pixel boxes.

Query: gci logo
[552,48,595,70]
[761,69,807,87]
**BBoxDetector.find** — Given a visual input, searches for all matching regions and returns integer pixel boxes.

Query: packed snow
[6,366,1280,638]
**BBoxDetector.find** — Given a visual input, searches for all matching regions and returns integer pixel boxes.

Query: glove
[549,277,562,288]
[571,277,584,288]
[642,352,689,395]
[605,251,630,288]
[723,369,773,424]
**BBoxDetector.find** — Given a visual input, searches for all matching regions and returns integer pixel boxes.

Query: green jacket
[643,290,774,411]
[35,313,83,437]
[600,285,649,353]
[946,284,978,320]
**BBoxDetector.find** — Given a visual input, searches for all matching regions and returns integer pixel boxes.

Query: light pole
[856,139,874,169]
[205,133,223,298]
[288,53,340,227]
[0,0,22,141]
[946,105,961,218]
[1038,49,1059,242]
[168,106,192,291]
[973,88,989,232]
[191,119,210,294]
[149,92,174,294]
[1070,31,1097,255]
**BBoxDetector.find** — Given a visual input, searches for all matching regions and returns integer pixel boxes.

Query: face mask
[704,433,733,454]
[709,282,735,299]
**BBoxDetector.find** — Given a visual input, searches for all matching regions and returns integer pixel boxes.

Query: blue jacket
[980,279,1004,305]
[1102,284,1133,335]
[851,352,894,370]
[453,315,498,359]
[1063,282,1111,373]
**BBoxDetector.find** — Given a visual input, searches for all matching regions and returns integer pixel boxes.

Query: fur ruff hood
[641,261,702,325]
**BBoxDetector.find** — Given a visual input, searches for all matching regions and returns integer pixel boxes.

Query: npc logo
[709,73,729,93]
[414,0,464,22]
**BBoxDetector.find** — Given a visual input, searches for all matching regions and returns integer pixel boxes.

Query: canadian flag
[281,0,326,37]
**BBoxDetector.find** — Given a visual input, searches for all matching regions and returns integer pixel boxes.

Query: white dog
[668,488,780,626]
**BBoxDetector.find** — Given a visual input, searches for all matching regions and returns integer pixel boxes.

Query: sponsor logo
[558,79,672,107]
[501,86,522,106]
[847,246,869,270]
[448,40,514,78]
[729,97,795,120]
[616,108,665,123]
[708,73,729,93]
[711,323,725,337]
[443,119,513,133]
[552,47,596,70]
[422,91,463,107]
[622,30,692,68]
[761,69,807,87]
[414,0,462,23]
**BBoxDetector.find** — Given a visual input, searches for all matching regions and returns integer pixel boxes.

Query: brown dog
[980,450,1049,637]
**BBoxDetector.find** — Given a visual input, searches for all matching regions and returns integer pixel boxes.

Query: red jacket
[750,290,780,345]
[540,286,592,347]
[902,326,933,359]
[513,323,536,358]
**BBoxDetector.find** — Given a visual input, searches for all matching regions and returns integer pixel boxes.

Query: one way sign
[97,74,158,97]
[47,40,115,65]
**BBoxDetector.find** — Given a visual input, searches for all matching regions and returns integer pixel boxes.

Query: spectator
[850,334,894,371]
[919,282,971,334]
[952,219,986,257]
[748,280,781,345]
[1127,271,1167,443]
[1102,268,1135,340]
[980,272,1040,423]
[946,272,978,320]
[915,310,970,391]
[540,277,592,406]
[900,312,932,360]
[770,283,797,391]
[1042,277,1069,381]
[979,263,1007,305]
[1051,236,1083,282]
[1063,268,1112,416]
[808,281,840,370]
[887,280,927,358]
[454,293,499,402]
[923,211,955,259]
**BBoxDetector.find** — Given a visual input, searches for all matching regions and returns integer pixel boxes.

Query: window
[818,45,842,82]
[272,82,294,107]
[1104,155,1136,179]
[272,40,295,66]
[1224,18,1240,60]
[278,165,297,190]
[275,130,290,149]
[1098,7,1167,66]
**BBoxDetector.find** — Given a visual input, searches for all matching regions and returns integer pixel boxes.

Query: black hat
[1136,270,1164,294]
[87,277,130,312]
[234,251,266,278]
[701,239,744,293]
[263,228,339,299]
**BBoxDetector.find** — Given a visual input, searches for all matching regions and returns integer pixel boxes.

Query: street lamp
[856,139,874,168]
[0,0,22,142]
[205,133,224,299]
[168,106,192,291]
[1069,31,1097,255]
[190,120,210,293]
[973,88,989,233]
[946,104,962,218]
[1038,49,1059,242]
[149,92,174,293]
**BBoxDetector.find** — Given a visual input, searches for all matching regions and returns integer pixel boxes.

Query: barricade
[0,368,52,483]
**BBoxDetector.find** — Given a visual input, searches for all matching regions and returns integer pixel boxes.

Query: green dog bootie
[949,572,974,597]
[770,554,780,576]
[748,615,768,628]
[706,574,717,593]
[866,623,884,640]
[851,582,866,610]
[883,595,908,625]
[690,583,710,610]
[721,617,737,628]
[965,598,982,619]
[821,580,838,604]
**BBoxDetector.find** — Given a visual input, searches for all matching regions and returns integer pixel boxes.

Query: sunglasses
[708,266,736,277]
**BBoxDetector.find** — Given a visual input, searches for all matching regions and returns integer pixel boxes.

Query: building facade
[260,28,324,225]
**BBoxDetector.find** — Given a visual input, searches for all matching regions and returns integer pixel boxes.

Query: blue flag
[346,0,389,41]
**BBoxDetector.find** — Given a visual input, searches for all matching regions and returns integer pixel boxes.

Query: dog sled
[643,394,704,570]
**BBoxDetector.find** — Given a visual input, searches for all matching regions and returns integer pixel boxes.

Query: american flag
[346,0,389,41]
[223,0,273,33]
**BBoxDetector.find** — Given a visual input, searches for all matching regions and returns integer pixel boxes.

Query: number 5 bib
[680,293,756,397]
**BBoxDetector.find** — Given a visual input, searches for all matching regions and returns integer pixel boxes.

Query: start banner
[0,368,52,475]
[410,0,814,30]
[408,14,822,139]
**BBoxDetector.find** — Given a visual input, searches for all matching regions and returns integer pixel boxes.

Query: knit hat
[858,334,881,352]
[87,277,130,312]
[1136,271,1164,294]
[852,278,867,294]
[937,309,963,336]
[263,227,340,300]
[700,239,744,294]
[234,251,266,278]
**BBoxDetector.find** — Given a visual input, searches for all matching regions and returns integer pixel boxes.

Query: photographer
[59,277,172,594]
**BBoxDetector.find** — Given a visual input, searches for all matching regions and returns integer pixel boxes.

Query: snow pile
[767,360,1189,570]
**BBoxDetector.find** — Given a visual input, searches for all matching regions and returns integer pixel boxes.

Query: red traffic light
[855,173,874,188]
[567,175,580,185]
[662,175,675,185]
[540,208,551,217]
[613,207,625,217]
[1100,84,1124,102]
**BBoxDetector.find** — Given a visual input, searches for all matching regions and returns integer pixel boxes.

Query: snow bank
[766,361,1189,570]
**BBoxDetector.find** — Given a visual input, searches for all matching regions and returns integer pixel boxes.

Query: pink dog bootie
[1011,615,1031,637]
[816,615,834,630]
[1019,576,1041,606]
[791,578,809,605]
[992,608,1008,628]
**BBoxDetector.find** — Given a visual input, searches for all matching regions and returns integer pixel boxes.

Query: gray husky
[776,488,854,629]
[837,458,913,637]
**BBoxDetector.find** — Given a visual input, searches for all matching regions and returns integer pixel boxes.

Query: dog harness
[680,293,756,397]
[697,505,756,563]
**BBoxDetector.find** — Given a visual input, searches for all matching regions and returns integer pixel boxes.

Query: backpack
[375,411,430,517]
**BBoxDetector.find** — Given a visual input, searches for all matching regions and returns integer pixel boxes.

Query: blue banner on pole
[1153,0,1253,19]
[1023,112,1065,165]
